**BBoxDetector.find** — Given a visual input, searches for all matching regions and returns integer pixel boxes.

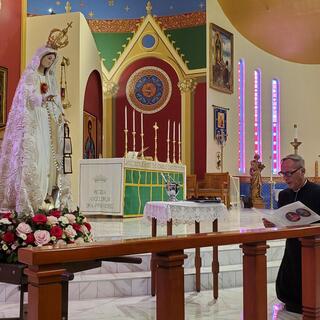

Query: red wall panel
[83,70,103,157]
[194,82,207,179]
[0,0,22,113]
[116,58,181,162]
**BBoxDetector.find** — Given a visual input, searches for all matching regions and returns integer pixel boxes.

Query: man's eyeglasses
[278,167,301,177]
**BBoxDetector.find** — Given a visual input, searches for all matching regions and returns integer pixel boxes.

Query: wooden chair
[186,174,197,199]
[197,172,230,208]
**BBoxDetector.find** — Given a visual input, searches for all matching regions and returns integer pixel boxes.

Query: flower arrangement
[0,208,93,263]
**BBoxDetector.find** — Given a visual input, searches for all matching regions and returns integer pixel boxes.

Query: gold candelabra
[178,140,181,164]
[153,122,159,161]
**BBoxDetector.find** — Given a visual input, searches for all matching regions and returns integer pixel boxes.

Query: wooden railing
[18,225,320,320]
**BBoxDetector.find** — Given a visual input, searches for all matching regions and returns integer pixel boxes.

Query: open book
[257,201,320,227]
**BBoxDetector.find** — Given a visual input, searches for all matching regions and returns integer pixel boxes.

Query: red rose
[32,214,47,225]
[1,212,12,219]
[72,223,82,233]
[50,210,61,218]
[25,233,35,245]
[2,231,15,244]
[40,82,48,94]
[50,226,63,239]
[84,222,91,232]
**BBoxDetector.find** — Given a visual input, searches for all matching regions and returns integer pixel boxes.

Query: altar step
[0,240,285,303]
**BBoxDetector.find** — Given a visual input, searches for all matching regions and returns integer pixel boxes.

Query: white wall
[207,0,320,178]
[27,12,102,203]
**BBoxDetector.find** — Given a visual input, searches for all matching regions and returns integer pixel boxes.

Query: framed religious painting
[209,23,233,94]
[213,105,228,145]
[83,111,97,159]
[0,67,8,127]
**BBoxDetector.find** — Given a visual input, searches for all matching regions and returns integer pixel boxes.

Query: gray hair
[281,154,305,168]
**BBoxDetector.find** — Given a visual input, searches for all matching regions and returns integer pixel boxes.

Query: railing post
[301,236,320,320]
[241,241,269,320]
[25,266,65,320]
[156,250,187,320]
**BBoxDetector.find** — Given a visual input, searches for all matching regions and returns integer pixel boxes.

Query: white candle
[294,124,298,139]
[132,109,135,132]
[173,121,176,141]
[125,106,127,130]
[140,112,143,134]
[178,122,181,142]
[167,120,170,140]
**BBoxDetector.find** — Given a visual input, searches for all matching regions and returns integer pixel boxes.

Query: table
[79,158,186,217]
[144,200,228,298]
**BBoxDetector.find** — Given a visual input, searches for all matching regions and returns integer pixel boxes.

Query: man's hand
[262,218,276,228]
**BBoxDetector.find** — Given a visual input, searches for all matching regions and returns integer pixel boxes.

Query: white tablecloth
[143,201,228,225]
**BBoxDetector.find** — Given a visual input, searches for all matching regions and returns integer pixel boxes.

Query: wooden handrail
[18,224,320,320]
[18,224,320,265]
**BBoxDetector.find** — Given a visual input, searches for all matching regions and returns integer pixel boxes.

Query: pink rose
[16,222,32,234]
[34,230,50,246]
[64,214,76,224]
[64,225,77,239]
[47,216,58,225]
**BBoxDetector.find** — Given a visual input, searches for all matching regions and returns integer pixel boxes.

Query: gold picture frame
[0,67,8,127]
[209,23,233,94]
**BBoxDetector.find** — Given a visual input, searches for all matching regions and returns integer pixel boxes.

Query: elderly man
[263,154,320,314]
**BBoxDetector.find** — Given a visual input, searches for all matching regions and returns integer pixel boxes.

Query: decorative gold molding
[103,80,119,97]
[21,0,27,71]
[88,12,205,33]
[178,78,197,93]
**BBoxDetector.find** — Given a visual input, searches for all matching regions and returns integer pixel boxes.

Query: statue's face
[280,159,305,191]
[41,53,56,69]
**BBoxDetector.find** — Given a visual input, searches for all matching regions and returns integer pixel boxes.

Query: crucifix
[153,122,159,161]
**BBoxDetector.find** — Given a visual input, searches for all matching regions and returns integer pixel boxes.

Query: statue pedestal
[252,198,265,209]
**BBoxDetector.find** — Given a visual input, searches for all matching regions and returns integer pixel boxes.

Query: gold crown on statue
[46,22,73,50]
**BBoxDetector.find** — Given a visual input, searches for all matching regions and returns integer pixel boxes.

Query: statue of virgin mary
[0,24,73,214]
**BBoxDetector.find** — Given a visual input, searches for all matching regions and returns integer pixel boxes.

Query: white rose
[18,233,27,240]
[0,218,11,225]
[58,216,69,225]
[75,237,85,244]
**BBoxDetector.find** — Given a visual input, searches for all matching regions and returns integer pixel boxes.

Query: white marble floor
[0,284,301,319]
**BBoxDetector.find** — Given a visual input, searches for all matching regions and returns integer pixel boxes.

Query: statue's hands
[262,218,275,228]
[45,95,56,102]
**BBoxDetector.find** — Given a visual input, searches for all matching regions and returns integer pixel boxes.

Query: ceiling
[218,0,320,64]
[27,0,205,19]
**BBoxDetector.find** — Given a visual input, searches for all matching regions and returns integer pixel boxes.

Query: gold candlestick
[140,132,145,160]
[124,129,128,157]
[153,122,159,161]
[166,139,170,163]
[132,131,136,152]
[290,138,302,155]
[172,139,176,163]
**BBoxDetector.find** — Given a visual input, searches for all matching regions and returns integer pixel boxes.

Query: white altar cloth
[143,201,228,225]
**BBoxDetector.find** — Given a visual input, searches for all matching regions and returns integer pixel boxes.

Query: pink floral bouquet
[0,208,93,263]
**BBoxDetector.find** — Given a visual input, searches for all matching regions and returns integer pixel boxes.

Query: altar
[79,158,186,217]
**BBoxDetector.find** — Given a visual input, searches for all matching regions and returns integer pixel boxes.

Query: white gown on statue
[0,46,72,214]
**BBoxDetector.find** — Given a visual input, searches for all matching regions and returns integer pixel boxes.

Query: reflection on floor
[0,284,301,319]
